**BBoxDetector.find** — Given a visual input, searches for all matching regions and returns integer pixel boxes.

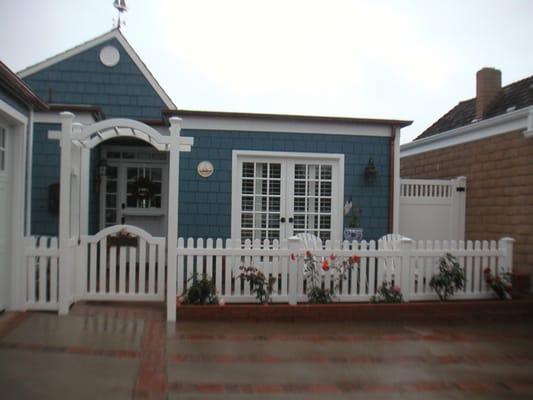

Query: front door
[0,124,10,311]
[100,147,168,237]
[232,152,343,243]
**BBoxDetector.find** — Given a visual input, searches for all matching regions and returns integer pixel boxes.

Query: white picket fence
[23,236,60,310]
[176,236,514,303]
[21,232,514,314]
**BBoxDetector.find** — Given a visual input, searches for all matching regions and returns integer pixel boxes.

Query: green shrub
[371,281,403,303]
[182,273,218,305]
[429,253,465,301]
[239,266,276,304]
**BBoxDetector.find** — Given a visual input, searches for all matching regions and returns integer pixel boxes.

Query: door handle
[288,217,294,223]
[121,203,125,209]
[121,216,125,224]
[280,217,286,223]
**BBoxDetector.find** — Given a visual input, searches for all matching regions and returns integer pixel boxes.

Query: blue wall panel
[178,130,390,241]
[31,123,60,236]
[0,87,30,116]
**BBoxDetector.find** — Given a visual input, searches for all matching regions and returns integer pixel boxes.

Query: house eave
[401,106,533,158]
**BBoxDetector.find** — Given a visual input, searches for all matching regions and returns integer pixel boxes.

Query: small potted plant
[343,200,363,241]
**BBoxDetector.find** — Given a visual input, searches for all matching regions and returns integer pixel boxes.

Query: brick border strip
[177,298,533,322]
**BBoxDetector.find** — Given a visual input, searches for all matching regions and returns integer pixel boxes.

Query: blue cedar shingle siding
[31,123,60,236]
[22,38,166,119]
[178,130,390,241]
[31,125,390,240]
[0,86,30,116]
[31,123,100,236]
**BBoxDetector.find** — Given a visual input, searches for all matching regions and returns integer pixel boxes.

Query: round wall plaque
[99,45,120,67]
[197,161,214,178]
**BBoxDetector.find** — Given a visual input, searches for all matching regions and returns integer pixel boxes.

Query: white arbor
[56,112,193,321]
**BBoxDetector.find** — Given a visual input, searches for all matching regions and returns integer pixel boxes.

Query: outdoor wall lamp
[364,157,377,183]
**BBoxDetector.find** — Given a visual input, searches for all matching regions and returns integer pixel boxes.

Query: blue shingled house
[18,28,411,245]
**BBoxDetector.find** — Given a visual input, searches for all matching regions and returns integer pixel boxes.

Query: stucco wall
[401,130,533,274]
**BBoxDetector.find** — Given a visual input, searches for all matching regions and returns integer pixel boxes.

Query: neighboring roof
[416,74,533,140]
[0,60,47,110]
[166,109,413,128]
[18,29,176,110]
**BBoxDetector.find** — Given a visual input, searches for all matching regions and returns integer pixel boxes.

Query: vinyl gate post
[400,238,413,302]
[58,112,74,315]
[288,236,303,305]
[166,117,181,322]
[499,237,515,274]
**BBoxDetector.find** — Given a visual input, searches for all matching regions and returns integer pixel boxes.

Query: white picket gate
[78,225,165,302]
[23,236,60,310]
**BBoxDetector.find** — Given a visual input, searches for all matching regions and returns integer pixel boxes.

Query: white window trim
[231,150,344,242]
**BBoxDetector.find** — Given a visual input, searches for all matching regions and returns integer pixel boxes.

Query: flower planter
[344,227,363,241]
[107,236,139,248]
[175,298,533,323]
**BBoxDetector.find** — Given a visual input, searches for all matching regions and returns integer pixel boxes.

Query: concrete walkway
[1,303,533,399]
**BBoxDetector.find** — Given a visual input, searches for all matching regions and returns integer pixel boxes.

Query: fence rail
[176,236,514,304]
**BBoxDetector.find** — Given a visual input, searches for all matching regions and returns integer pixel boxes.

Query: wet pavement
[1,303,533,399]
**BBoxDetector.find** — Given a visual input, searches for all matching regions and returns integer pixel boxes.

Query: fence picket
[215,239,223,295]
[128,247,136,294]
[50,238,58,304]
[139,239,146,294]
[89,242,97,294]
[119,246,127,293]
[177,238,185,297]
[224,239,232,297]
[109,246,117,294]
[99,237,107,294]
[38,237,47,303]
[156,241,165,296]
[206,239,213,280]
[473,241,481,293]
[367,240,376,295]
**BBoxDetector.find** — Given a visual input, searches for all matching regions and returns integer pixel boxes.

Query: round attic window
[99,45,120,67]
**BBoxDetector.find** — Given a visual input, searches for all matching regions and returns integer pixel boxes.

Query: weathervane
[113,0,128,29]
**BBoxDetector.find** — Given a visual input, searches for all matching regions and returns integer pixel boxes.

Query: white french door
[232,152,343,243]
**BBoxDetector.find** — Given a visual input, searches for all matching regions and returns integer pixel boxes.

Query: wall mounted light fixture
[364,157,377,183]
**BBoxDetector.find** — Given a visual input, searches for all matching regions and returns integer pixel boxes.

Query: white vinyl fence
[399,177,466,241]
[176,236,514,303]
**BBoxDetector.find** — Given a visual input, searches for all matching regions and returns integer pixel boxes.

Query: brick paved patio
[1,302,533,399]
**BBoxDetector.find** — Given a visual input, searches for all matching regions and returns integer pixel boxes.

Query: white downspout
[25,105,34,235]
[393,127,401,234]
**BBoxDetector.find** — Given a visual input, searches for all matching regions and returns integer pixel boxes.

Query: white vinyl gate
[78,225,166,302]
[399,177,466,241]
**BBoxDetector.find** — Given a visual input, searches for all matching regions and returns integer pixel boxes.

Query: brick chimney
[476,67,502,119]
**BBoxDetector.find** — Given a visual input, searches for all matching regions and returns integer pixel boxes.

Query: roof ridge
[17,29,118,77]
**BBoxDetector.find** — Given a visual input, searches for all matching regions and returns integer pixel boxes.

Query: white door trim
[231,150,344,242]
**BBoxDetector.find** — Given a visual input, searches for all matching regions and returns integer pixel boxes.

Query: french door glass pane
[292,163,333,241]
[240,161,281,242]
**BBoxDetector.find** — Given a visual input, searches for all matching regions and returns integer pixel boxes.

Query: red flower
[350,255,361,265]
[393,286,401,293]
[290,253,296,261]
[306,250,312,257]
[483,267,491,275]
[330,254,337,260]
[322,259,330,271]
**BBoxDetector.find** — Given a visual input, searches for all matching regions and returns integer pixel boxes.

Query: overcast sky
[1,0,532,143]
